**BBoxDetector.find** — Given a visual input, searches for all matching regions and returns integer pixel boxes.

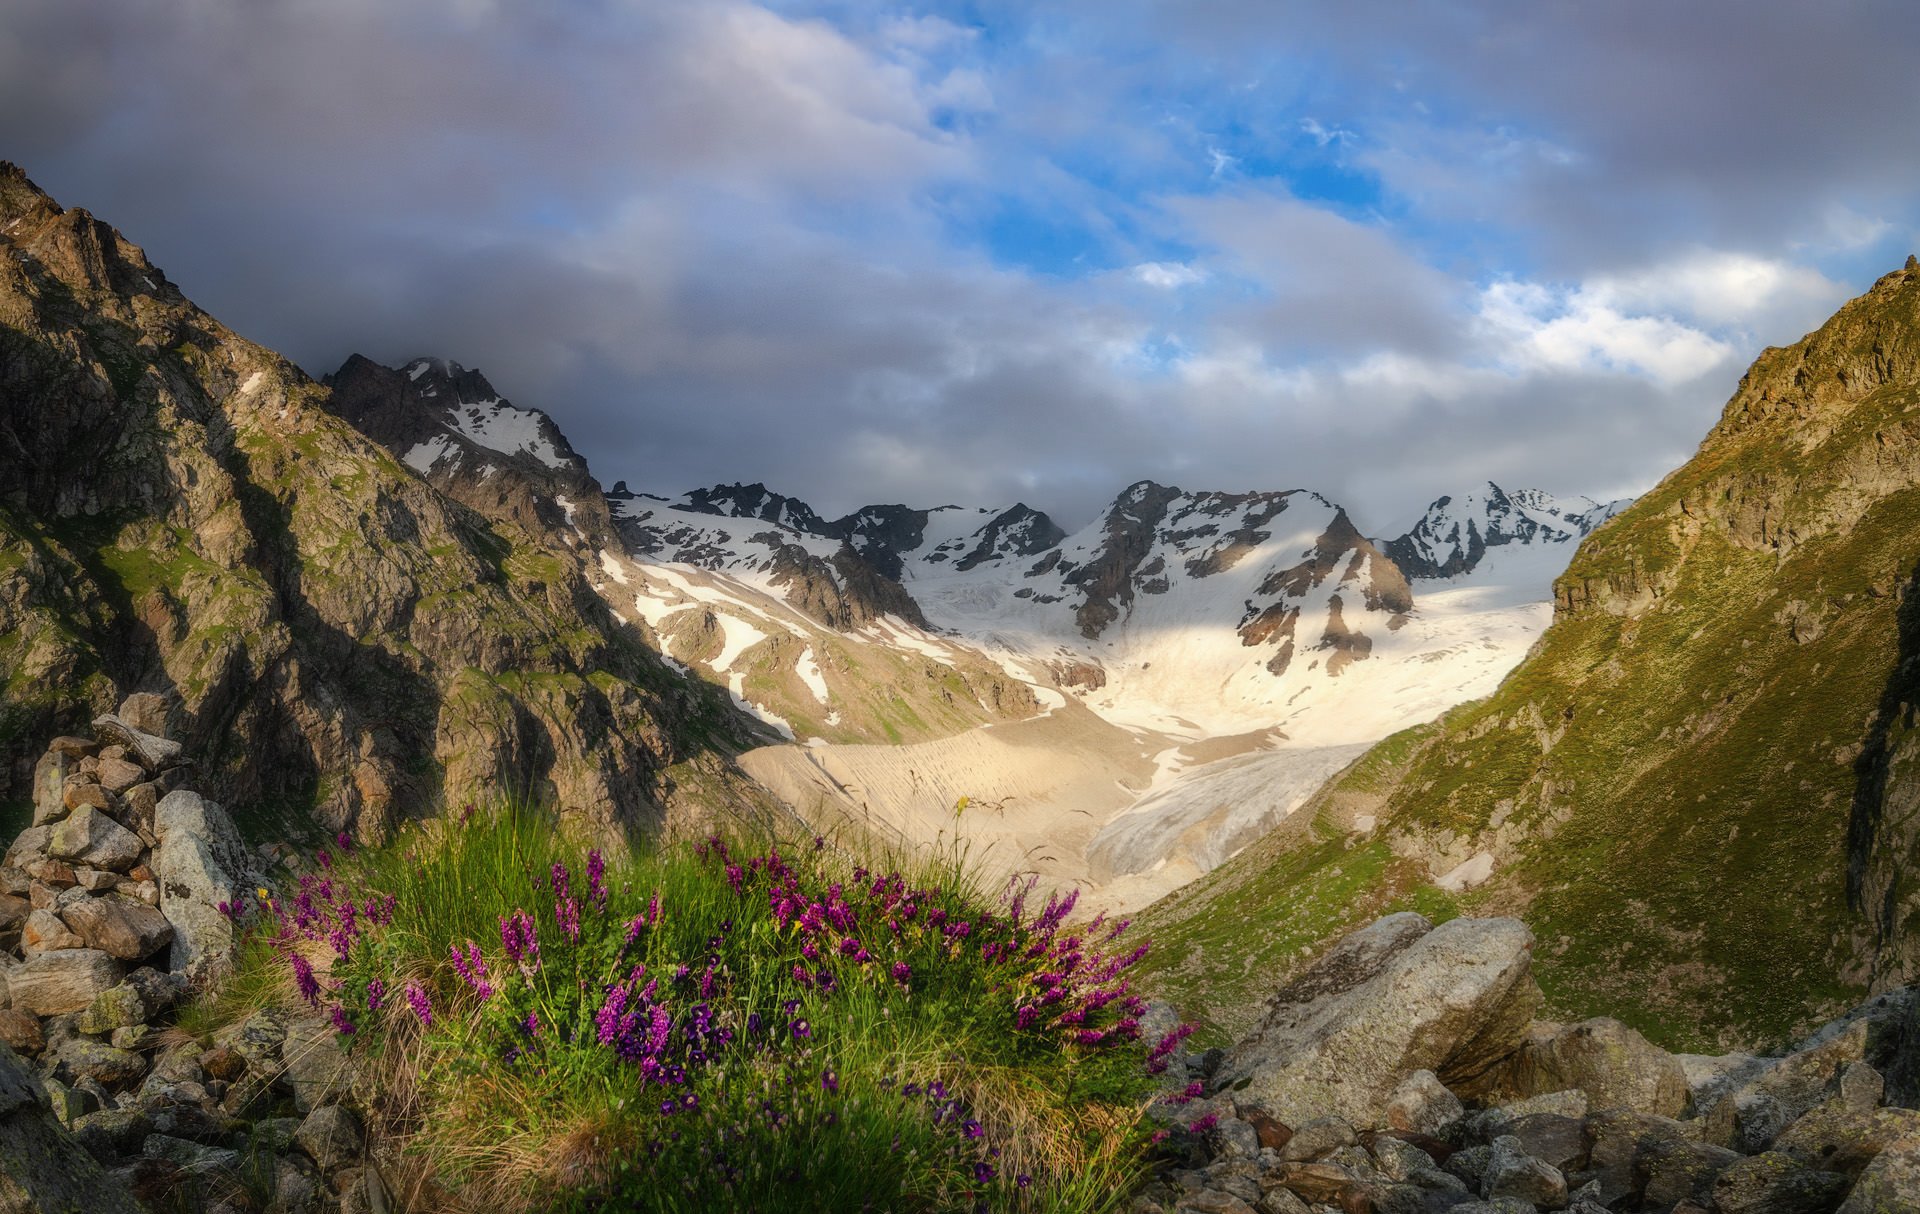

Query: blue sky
[5,0,1918,527]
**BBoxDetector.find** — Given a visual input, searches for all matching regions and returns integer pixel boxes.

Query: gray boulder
[1707,1019,1878,1153]
[31,748,71,826]
[152,790,251,978]
[61,894,173,961]
[1838,1131,1920,1213]
[8,948,123,1016]
[1483,1134,1566,1207]
[91,713,183,772]
[1488,1017,1689,1117]
[1214,914,1541,1128]
[1711,1152,1851,1214]
[1384,1069,1464,1136]
[47,806,143,873]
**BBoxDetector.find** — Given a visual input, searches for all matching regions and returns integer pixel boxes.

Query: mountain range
[15,157,1911,1063]
[312,331,1625,906]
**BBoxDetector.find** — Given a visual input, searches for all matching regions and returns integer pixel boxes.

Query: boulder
[76,984,149,1035]
[0,1009,44,1055]
[152,790,252,977]
[284,1013,361,1113]
[4,824,51,869]
[32,747,72,825]
[51,1037,148,1089]
[71,1106,154,1163]
[61,780,114,813]
[1707,1019,1877,1152]
[1384,1069,1464,1136]
[0,1041,145,1212]
[1214,915,1541,1128]
[1772,1099,1920,1178]
[0,892,24,934]
[1276,1116,1356,1162]
[1483,1134,1567,1207]
[92,713,183,772]
[22,907,84,954]
[95,756,145,796]
[1489,1017,1689,1117]
[1838,1131,1920,1213]
[1642,1139,1742,1209]
[48,805,144,873]
[117,693,172,737]
[1711,1152,1851,1214]
[61,894,174,961]
[8,948,124,1015]
[1505,1113,1588,1172]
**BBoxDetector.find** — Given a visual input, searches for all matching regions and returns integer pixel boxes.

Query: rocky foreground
[2,729,1916,1213]
[0,710,382,1213]
[1137,913,1920,1214]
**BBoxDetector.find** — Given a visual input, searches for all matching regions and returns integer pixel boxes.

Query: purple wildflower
[366,978,385,1011]
[821,1068,838,1094]
[587,850,608,913]
[449,941,493,1000]
[329,1004,355,1036]
[289,953,321,1007]
[500,909,541,972]
[405,982,432,1027]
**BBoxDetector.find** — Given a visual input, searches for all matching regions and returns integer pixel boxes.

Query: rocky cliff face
[1140,261,1920,1051]
[0,164,754,841]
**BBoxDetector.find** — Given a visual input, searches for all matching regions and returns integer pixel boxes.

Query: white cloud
[1477,278,1732,384]
[1131,261,1205,289]
[1583,250,1843,328]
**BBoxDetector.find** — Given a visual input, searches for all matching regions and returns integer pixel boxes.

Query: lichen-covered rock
[0,1041,144,1213]
[1487,1017,1690,1118]
[75,984,148,1035]
[32,748,71,826]
[1772,1098,1920,1178]
[8,949,123,1016]
[70,1106,153,1164]
[61,894,174,961]
[51,1037,148,1089]
[1214,915,1541,1128]
[1707,1019,1877,1153]
[1482,1134,1566,1207]
[1276,1116,1356,1163]
[1711,1151,1851,1214]
[48,806,143,873]
[1641,1139,1742,1209]
[1384,1069,1464,1136]
[1838,1131,1920,1213]
[152,791,250,977]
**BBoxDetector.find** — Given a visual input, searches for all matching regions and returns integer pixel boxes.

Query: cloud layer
[3,1,1914,529]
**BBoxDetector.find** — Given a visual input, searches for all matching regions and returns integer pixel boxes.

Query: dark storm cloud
[1,1,1913,531]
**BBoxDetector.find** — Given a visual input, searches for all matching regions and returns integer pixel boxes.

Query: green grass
[241,807,1168,1213]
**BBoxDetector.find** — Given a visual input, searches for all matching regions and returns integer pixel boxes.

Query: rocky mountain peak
[1383,482,1625,580]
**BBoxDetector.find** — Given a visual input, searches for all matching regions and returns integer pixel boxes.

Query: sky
[5,1,1919,531]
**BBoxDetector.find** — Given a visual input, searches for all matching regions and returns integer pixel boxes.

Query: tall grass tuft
[253,803,1190,1212]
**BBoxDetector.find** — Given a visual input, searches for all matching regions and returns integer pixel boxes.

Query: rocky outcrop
[0,718,388,1212]
[1213,914,1542,1127]
[0,162,750,841]
[1134,913,1920,1214]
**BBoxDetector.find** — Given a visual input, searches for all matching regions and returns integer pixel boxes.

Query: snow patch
[710,615,768,673]
[796,647,830,704]
[402,436,458,474]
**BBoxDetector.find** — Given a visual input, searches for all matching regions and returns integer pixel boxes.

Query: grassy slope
[1141,267,1920,1052]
